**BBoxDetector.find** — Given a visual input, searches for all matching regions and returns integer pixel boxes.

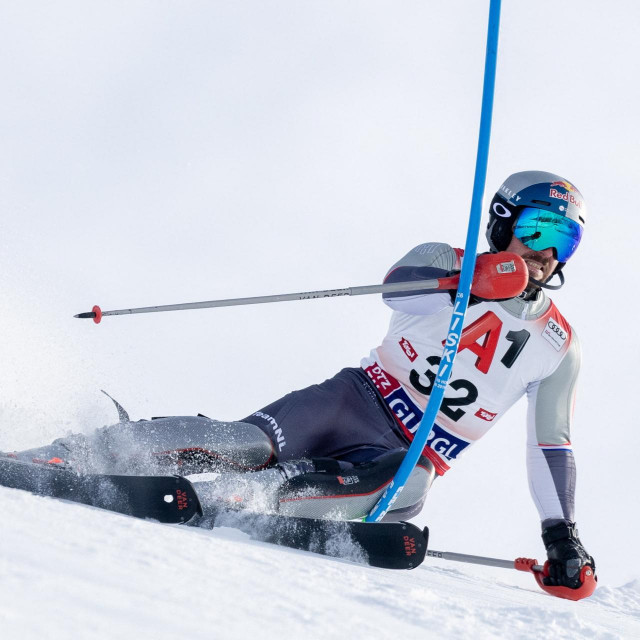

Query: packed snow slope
[0,487,637,640]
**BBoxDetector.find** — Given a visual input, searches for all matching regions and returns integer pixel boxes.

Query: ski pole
[426,549,597,601]
[74,252,527,324]
[427,549,543,571]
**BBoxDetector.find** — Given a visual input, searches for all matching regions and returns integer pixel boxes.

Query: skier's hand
[542,521,596,589]
[471,252,528,300]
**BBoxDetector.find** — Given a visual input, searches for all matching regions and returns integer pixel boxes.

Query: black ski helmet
[486,170,586,279]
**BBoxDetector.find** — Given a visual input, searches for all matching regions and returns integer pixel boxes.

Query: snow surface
[1,487,637,640]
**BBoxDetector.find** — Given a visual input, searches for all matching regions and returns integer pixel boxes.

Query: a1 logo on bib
[542,317,567,351]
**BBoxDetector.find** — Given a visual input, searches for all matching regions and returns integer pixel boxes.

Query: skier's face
[505,235,558,284]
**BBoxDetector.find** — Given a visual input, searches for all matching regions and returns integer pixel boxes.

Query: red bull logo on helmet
[549,188,583,209]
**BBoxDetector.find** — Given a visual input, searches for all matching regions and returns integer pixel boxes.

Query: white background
[1,0,638,588]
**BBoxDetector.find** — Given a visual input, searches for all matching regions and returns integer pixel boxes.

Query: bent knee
[277,451,435,520]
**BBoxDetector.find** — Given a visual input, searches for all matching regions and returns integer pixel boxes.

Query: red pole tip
[92,305,103,324]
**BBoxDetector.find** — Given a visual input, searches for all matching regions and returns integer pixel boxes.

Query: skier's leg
[3,416,275,475]
[91,416,276,474]
[192,448,435,519]
[275,449,436,521]
[189,367,431,518]
[2,433,92,469]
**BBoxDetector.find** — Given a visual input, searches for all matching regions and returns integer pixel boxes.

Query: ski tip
[75,306,103,323]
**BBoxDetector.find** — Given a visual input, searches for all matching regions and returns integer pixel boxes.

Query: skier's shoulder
[541,297,580,371]
[496,290,578,355]
[389,241,461,273]
[541,297,575,342]
[525,295,581,397]
[409,241,462,266]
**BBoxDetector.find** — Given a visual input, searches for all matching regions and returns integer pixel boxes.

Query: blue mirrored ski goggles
[513,207,583,262]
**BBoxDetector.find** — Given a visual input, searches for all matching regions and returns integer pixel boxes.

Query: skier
[3,170,594,591]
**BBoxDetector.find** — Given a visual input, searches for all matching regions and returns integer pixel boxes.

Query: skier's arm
[382,242,460,315]
[525,334,595,588]
[525,334,581,524]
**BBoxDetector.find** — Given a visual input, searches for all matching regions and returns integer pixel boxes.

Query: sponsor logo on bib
[425,424,471,461]
[399,337,418,362]
[542,317,567,351]
[475,408,497,422]
[364,363,401,394]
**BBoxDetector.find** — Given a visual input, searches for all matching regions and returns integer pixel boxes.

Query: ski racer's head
[486,170,586,291]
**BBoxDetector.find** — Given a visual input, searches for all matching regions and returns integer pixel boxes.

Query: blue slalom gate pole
[366,0,502,522]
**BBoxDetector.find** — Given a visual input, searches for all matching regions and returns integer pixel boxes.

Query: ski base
[0,457,202,523]
[196,508,429,570]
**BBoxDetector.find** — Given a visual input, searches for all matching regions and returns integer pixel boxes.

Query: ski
[0,457,202,524]
[195,508,429,570]
[0,456,428,569]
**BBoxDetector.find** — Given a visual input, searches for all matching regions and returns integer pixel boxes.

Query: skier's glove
[542,521,596,589]
[447,252,524,306]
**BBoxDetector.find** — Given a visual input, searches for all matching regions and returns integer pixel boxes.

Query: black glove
[542,521,596,589]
